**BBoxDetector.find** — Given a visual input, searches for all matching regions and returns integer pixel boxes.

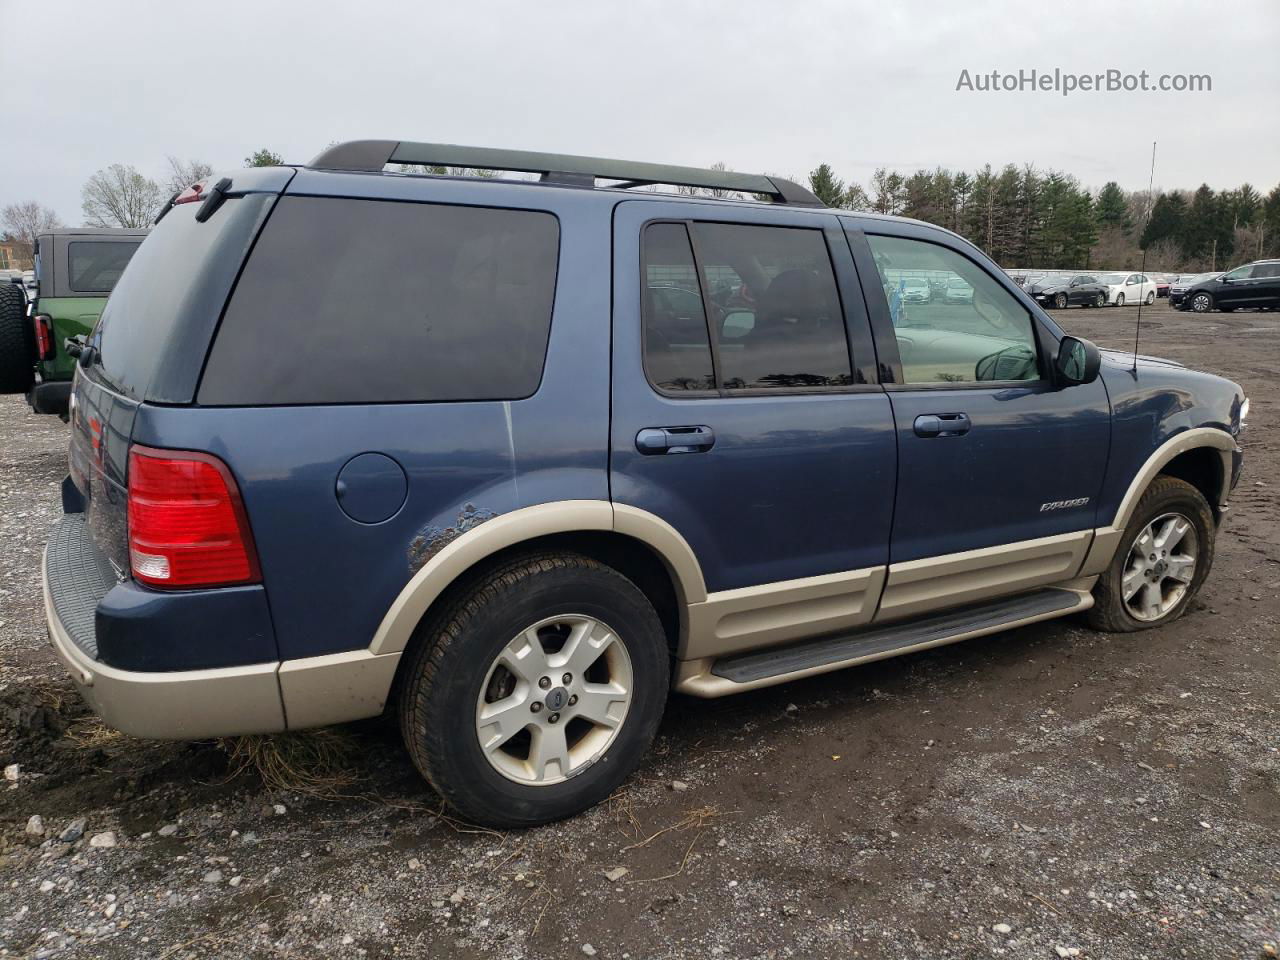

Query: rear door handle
[636,425,715,455]
[913,413,971,438]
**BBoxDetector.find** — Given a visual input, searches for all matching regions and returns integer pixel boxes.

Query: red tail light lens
[173,181,206,205]
[33,315,54,361]
[127,445,261,589]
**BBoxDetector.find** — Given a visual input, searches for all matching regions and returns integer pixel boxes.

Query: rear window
[95,196,276,401]
[68,241,141,293]
[198,197,560,405]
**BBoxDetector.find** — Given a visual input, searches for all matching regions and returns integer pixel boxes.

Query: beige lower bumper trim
[43,569,286,740]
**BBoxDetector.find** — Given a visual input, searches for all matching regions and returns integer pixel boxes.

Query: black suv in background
[1178,259,1280,313]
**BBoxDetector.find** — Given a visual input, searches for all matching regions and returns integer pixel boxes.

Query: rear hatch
[68,169,293,573]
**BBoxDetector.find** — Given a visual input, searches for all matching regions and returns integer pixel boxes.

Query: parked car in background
[1026,273,1111,308]
[0,228,147,416]
[1169,273,1221,308]
[1154,275,1171,298]
[944,276,974,303]
[1101,272,1158,306]
[899,276,932,303]
[42,142,1247,828]
[1177,260,1280,313]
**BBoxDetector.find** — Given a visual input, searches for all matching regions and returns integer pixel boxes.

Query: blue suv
[44,141,1248,827]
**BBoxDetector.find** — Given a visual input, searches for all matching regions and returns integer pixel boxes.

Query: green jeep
[0,228,146,417]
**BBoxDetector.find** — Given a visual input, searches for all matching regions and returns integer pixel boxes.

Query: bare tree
[82,164,165,228]
[164,157,214,195]
[1,201,63,266]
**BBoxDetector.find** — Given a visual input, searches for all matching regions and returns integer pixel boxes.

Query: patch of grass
[64,715,126,748]
[217,730,360,798]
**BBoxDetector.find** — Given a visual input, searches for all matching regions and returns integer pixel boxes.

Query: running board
[674,586,1093,698]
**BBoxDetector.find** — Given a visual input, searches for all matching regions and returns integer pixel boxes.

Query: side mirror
[1056,336,1101,387]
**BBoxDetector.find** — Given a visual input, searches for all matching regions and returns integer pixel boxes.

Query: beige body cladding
[44,429,1237,737]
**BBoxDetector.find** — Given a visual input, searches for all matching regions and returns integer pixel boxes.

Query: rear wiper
[195,177,233,223]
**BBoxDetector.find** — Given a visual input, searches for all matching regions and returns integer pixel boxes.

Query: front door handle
[636,425,715,455]
[913,413,971,438]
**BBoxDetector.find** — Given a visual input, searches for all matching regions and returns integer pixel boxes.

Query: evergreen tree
[1141,193,1186,249]
[1095,181,1130,231]
[807,164,846,208]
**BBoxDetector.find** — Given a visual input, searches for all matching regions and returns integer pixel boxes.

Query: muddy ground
[0,300,1276,960]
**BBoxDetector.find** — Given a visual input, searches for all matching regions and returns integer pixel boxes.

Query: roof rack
[307,140,824,207]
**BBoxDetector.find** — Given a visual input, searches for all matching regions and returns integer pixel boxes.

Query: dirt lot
[1,300,1276,960]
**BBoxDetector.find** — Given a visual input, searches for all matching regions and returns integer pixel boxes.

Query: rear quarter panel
[132,178,617,661]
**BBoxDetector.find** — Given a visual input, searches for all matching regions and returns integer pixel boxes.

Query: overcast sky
[3,0,1277,225]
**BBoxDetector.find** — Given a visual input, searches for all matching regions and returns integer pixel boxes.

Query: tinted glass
[642,223,715,393]
[68,241,141,293]
[1254,263,1280,279]
[96,197,270,400]
[866,234,1040,385]
[691,223,851,390]
[200,197,559,405]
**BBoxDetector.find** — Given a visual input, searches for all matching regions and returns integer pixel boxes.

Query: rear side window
[68,241,140,293]
[199,197,559,405]
[641,221,852,395]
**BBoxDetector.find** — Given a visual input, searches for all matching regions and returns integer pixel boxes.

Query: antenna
[1132,141,1157,373]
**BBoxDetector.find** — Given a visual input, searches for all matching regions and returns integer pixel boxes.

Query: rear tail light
[33,315,54,361]
[173,181,206,205]
[127,445,261,589]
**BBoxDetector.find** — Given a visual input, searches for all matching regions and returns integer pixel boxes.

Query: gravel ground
[0,301,1277,960]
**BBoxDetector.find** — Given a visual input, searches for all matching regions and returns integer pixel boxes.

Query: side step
[675,586,1092,697]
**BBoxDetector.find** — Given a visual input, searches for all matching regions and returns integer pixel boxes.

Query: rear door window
[640,220,853,395]
[199,197,560,405]
[67,241,141,293]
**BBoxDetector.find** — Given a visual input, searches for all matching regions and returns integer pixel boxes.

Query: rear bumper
[26,380,72,416]
[44,515,285,739]
[43,514,398,739]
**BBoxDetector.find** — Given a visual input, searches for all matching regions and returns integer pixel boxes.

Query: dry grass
[217,730,360,798]
[64,715,126,749]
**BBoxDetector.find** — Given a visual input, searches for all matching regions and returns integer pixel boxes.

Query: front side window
[200,197,559,405]
[866,234,1040,385]
[1223,265,1253,281]
[68,241,141,293]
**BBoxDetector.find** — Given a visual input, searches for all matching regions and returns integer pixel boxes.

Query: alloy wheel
[1096,292,1106,307]
[1192,293,1212,312]
[1121,512,1198,622]
[475,614,633,785]
[1055,293,1068,309]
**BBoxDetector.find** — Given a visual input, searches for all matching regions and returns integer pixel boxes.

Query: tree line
[0,149,283,268]
[5,151,1278,274]
[801,162,1280,272]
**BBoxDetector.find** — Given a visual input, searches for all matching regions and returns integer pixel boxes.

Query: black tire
[1115,292,1126,307]
[1096,292,1107,308]
[1190,292,1214,313]
[398,552,669,828]
[1144,291,1156,305]
[1053,292,1068,309]
[1086,476,1215,633]
[0,283,35,394]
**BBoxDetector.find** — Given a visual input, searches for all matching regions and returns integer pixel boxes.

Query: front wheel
[1086,476,1215,632]
[1096,292,1107,308]
[1054,292,1068,309]
[1190,292,1214,313]
[398,553,669,828]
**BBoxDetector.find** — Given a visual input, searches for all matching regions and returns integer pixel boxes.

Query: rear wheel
[1115,292,1126,307]
[398,553,669,828]
[0,283,34,394]
[1144,291,1156,305]
[1087,476,1215,632]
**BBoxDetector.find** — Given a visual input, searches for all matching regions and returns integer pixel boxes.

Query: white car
[1101,272,1158,307]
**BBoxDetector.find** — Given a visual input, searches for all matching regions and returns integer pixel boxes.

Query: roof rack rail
[307,140,824,207]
